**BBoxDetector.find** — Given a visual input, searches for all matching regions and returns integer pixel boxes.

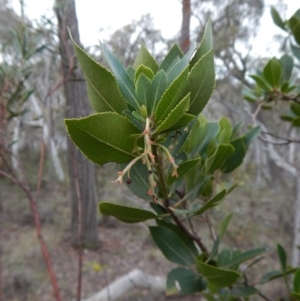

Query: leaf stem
[153,146,208,255]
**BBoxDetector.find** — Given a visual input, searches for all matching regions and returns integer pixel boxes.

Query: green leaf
[160,43,184,72]
[292,21,300,45]
[100,43,140,111]
[221,248,268,269]
[134,65,154,82]
[166,268,206,295]
[167,46,195,84]
[167,158,201,185]
[190,19,213,68]
[65,112,140,166]
[263,58,282,87]
[222,138,246,173]
[196,261,241,288]
[219,213,233,240]
[279,54,294,82]
[194,189,227,215]
[71,38,127,114]
[277,244,287,272]
[127,65,135,82]
[150,69,168,116]
[149,226,197,266]
[121,160,153,201]
[217,249,232,267]
[206,144,235,173]
[271,6,287,31]
[165,114,195,133]
[182,119,220,157]
[231,286,258,297]
[250,75,272,91]
[133,43,159,73]
[294,269,300,292]
[260,268,298,284]
[99,202,156,223]
[291,292,300,300]
[135,73,152,109]
[154,93,190,134]
[291,43,300,62]
[292,117,300,127]
[187,50,215,115]
[243,126,260,148]
[156,220,199,258]
[154,67,189,123]
[218,117,232,144]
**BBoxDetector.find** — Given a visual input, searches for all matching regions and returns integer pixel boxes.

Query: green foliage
[64,20,286,299]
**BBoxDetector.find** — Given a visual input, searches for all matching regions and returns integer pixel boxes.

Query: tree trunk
[180,0,191,53]
[292,175,300,267]
[55,0,99,249]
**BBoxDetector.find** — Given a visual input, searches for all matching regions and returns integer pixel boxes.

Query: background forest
[0,0,300,300]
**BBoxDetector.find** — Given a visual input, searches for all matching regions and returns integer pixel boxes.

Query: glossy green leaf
[134,65,154,82]
[133,43,159,73]
[271,6,287,31]
[231,286,258,297]
[167,46,195,84]
[250,75,272,91]
[206,144,235,173]
[218,117,232,144]
[219,213,233,240]
[187,50,215,115]
[100,43,140,111]
[294,269,300,292]
[65,113,140,166]
[121,160,153,201]
[166,268,206,295]
[150,202,172,223]
[208,213,233,261]
[165,114,195,132]
[196,261,241,288]
[277,244,287,272]
[244,126,260,146]
[71,39,127,114]
[150,69,168,116]
[221,248,268,269]
[263,58,282,87]
[167,158,201,185]
[194,189,227,215]
[99,202,156,223]
[190,19,213,68]
[154,67,189,123]
[217,249,232,267]
[182,119,219,157]
[279,54,294,82]
[149,226,197,266]
[127,65,135,82]
[222,137,246,173]
[156,220,199,258]
[260,268,298,284]
[154,93,190,134]
[292,21,300,45]
[135,73,152,109]
[160,43,184,72]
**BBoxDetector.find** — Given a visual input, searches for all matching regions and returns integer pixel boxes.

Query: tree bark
[55,0,99,249]
[180,0,191,53]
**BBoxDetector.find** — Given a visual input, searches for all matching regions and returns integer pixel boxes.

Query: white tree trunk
[81,269,166,301]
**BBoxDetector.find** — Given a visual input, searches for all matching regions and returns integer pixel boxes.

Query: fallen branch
[81,269,166,301]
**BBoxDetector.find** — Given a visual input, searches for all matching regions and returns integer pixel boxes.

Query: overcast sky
[11,0,299,57]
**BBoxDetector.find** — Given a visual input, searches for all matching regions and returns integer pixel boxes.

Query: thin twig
[153,146,209,255]
[71,145,83,301]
